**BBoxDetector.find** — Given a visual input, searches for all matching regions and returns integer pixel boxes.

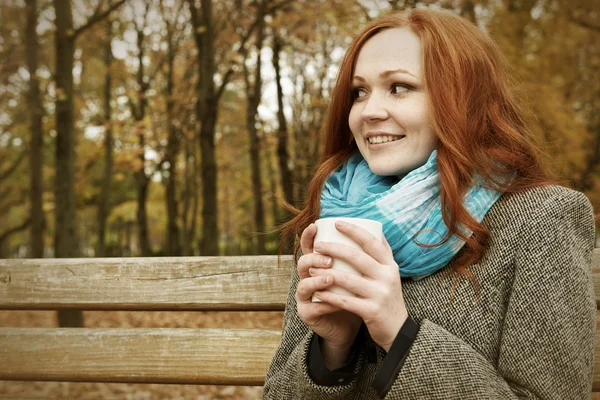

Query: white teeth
[367,136,402,144]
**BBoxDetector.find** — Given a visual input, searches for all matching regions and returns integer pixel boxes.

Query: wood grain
[0,328,281,385]
[1,250,597,311]
[0,256,294,311]
[0,250,599,389]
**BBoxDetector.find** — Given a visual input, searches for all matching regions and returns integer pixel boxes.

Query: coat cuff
[372,316,419,397]
[306,328,363,386]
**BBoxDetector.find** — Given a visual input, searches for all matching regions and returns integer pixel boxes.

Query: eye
[352,87,368,101]
[391,83,414,95]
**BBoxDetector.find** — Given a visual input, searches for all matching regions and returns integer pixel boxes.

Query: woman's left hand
[309,220,408,352]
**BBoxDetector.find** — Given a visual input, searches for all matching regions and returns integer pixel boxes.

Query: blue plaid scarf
[320,150,502,278]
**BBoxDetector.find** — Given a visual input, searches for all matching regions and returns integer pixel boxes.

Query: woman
[263,7,596,400]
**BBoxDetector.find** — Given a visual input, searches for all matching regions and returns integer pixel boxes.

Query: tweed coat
[262,185,596,399]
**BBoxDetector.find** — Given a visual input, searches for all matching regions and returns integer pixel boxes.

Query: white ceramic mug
[312,217,383,302]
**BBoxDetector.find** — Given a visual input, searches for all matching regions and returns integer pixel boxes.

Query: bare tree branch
[0,217,31,244]
[569,14,600,32]
[0,197,26,217]
[75,0,128,38]
[0,149,27,183]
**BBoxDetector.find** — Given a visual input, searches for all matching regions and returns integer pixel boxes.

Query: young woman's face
[348,27,437,177]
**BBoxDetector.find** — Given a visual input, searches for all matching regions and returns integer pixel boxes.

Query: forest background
[0,0,598,397]
[0,0,599,260]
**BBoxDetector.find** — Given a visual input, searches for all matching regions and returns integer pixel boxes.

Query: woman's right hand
[295,223,363,369]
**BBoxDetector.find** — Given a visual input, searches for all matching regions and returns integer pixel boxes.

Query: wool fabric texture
[320,150,502,278]
[263,186,596,399]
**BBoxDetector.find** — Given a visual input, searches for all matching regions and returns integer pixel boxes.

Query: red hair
[280,8,553,285]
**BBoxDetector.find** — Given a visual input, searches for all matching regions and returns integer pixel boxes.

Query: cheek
[409,106,435,145]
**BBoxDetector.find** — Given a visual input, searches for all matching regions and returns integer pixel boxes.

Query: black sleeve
[306,326,365,386]
[372,316,419,397]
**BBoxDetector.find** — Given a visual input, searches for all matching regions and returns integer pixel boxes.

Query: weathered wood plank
[592,249,600,308]
[2,322,599,389]
[595,311,600,391]
[0,249,600,311]
[0,256,294,311]
[2,250,599,311]
[1,250,599,310]
[0,328,281,385]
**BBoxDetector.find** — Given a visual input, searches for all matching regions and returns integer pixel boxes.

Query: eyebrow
[353,68,417,81]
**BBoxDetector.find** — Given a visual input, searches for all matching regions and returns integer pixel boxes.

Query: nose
[361,92,389,122]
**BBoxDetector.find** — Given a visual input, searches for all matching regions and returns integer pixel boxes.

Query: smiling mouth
[366,135,405,145]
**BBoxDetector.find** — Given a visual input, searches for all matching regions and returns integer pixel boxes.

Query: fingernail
[309,267,316,275]
[322,275,330,284]
[322,256,331,265]
[314,242,323,250]
[336,220,349,228]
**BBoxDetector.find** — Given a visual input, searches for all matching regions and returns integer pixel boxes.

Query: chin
[367,163,409,177]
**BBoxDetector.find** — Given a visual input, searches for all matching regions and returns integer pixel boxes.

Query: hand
[295,223,363,368]
[309,220,408,352]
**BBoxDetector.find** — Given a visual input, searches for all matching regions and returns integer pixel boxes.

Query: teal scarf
[320,150,502,278]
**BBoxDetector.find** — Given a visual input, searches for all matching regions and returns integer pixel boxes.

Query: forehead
[354,27,422,77]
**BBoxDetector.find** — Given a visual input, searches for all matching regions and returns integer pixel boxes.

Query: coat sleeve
[380,189,596,399]
[262,253,364,399]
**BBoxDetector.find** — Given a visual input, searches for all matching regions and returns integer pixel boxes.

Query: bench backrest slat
[0,256,293,311]
[0,249,598,389]
[0,327,280,385]
[2,251,599,311]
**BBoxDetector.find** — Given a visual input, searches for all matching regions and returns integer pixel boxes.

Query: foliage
[0,0,598,257]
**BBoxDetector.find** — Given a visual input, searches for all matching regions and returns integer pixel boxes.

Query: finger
[308,267,374,298]
[313,288,372,319]
[296,275,333,303]
[334,220,389,264]
[300,223,318,255]
[382,235,394,257]
[313,241,378,278]
[298,302,342,324]
[297,253,333,280]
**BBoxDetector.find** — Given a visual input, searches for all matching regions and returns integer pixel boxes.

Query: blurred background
[0,0,598,397]
[0,0,598,260]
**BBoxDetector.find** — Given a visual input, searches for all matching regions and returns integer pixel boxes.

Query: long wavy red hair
[280,8,553,285]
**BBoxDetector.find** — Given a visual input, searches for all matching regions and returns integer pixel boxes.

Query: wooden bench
[0,250,599,393]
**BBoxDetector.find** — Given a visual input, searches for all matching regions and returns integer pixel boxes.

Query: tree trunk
[181,135,192,255]
[222,165,233,255]
[53,0,78,259]
[188,0,219,255]
[272,33,294,214]
[27,0,44,258]
[190,144,199,254]
[132,17,152,257]
[136,161,151,256]
[575,129,600,191]
[165,29,181,256]
[460,0,477,24]
[181,131,199,256]
[52,0,125,326]
[125,220,133,256]
[244,1,267,254]
[97,20,113,257]
[54,0,83,328]
[199,105,218,255]
[267,142,280,242]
